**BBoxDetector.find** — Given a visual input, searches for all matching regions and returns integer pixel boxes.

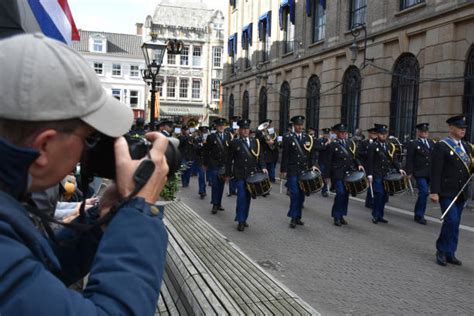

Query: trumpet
[258,121,277,149]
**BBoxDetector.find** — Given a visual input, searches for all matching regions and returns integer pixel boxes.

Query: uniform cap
[290,115,305,124]
[446,115,468,128]
[332,123,348,132]
[374,124,388,134]
[213,117,227,126]
[238,119,251,129]
[416,123,430,131]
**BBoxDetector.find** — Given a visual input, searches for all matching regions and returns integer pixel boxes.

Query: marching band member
[324,123,364,226]
[430,115,471,266]
[357,126,378,208]
[204,118,232,214]
[366,124,406,224]
[280,116,319,228]
[405,123,435,225]
[178,125,195,188]
[193,126,208,199]
[315,128,331,197]
[226,119,267,231]
[256,119,279,184]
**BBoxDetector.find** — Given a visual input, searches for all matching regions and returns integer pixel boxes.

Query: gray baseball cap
[0,33,133,137]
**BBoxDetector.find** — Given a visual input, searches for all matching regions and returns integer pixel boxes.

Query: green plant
[160,174,180,201]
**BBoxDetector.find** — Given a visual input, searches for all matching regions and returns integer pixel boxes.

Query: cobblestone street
[177,178,474,315]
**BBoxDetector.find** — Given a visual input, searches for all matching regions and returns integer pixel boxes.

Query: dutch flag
[0,0,80,45]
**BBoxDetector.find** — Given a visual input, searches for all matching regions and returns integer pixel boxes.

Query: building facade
[223,0,474,141]
[73,30,147,119]
[143,0,225,125]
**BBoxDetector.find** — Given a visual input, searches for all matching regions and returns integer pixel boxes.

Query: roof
[152,0,216,30]
[72,30,143,58]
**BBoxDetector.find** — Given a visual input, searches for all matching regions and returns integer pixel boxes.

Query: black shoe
[340,217,348,225]
[372,217,378,224]
[378,218,388,223]
[414,217,427,225]
[290,219,297,228]
[334,218,342,227]
[227,193,232,197]
[436,251,447,266]
[200,193,206,199]
[244,222,249,227]
[447,256,462,266]
[322,191,329,197]
[217,205,225,211]
[295,218,304,226]
[237,223,245,231]
[211,205,218,214]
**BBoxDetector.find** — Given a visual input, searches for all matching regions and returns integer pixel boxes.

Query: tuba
[258,121,277,149]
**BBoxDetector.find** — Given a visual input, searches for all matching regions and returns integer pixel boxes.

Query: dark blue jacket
[0,138,168,315]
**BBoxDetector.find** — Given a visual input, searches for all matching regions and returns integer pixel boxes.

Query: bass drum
[344,171,368,197]
[383,173,408,195]
[246,172,271,199]
[298,170,323,196]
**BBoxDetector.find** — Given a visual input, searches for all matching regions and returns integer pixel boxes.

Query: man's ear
[30,129,58,167]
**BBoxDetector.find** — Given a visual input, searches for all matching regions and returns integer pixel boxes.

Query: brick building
[222,0,474,142]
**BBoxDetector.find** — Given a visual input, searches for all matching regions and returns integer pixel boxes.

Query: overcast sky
[69,0,227,34]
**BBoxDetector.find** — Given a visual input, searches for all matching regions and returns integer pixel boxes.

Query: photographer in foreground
[0,33,169,315]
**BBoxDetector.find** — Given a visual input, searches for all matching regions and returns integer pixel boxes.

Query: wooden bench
[155,201,319,315]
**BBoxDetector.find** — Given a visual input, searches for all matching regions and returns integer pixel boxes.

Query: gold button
[150,205,160,216]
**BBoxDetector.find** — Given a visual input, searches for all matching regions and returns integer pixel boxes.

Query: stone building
[142,0,225,125]
[73,30,147,119]
[222,0,474,141]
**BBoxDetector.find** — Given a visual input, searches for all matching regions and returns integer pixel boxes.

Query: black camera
[81,134,181,180]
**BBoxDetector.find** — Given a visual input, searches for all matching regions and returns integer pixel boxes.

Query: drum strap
[338,142,352,158]
[292,135,307,158]
[215,134,226,154]
[441,138,471,173]
[241,139,258,163]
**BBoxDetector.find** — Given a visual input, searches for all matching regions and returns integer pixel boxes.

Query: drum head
[344,171,365,182]
[300,170,320,181]
[384,173,403,181]
[246,172,268,184]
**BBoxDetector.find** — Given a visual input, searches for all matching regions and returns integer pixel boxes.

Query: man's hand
[358,165,365,172]
[262,169,268,174]
[430,193,439,203]
[114,133,169,204]
[400,169,407,176]
[368,175,373,184]
[407,174,412,180]
[224,176,231,183]
[312,166,321,173]
[280,172,287,180]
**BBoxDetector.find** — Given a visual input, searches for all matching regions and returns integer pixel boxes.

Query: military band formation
[129,114,472,267]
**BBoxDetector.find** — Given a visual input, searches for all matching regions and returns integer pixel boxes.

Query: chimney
[136,23,143,36]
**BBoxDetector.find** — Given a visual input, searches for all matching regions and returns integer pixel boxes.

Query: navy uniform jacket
[366,141,401,179]
[356,138,375,167]
[325,139,361,181]
[226,137,265,180]
[203,132,232,169]
[280,132,318,177]
[193,136,206,166]
[178,135,196,161]
[315,137,331,166]
[405,138,435,178]
[430,139,472,199]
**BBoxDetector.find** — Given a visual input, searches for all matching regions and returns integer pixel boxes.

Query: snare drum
[383,173,408,195]
[298,170,324,196]
[344,171,368,197]
[246,172,271,198]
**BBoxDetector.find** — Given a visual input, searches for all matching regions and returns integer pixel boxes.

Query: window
[93,39,103,52]
[167,52,176,65]
[130,90,139,107]
[167,78,176,98]
[262,31,270,62]
[464,46,474,142]
[349,0,367,29]
[112,64,122,76]
[259,87,268,124]
[130,65,139,77]
[213,47,223,68]
[212,80,221,100]
[193,46,202,67]
[279,82,290,133]
[112,89,121,101]
[341,66,361,134]
[180,79,188,98]
[242,91,249,119]
[157,77,163,97]
[192,79,201,99]
[228,94,235,120]
[180,47,189,66]
[259,13,271,62]
[283,8,295,54]
[93,62,103,75]
[306,75,321,131]
[400,0,424,10]
[312,0,326,42]
[390,54,420,141]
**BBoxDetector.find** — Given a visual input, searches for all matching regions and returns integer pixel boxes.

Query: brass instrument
[257,121,277,149]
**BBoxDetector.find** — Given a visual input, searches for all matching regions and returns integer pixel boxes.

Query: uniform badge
[450,151,454,156]
[376,148,379,152]
[237,147,241,151]
[417,146,420,150]
[335,148,338,151]
[292,142,295,146]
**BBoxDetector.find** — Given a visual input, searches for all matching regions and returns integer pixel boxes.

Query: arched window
[279,81,291,134]
[341,66,361,134]
[463,45,474,142]
[242,90,250,119]
[228,94,235,121]
[306,75,321,131]
[390,53,420,141]
[259,87,268,124]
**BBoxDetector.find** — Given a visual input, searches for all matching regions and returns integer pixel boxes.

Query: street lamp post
[349,23,374,68]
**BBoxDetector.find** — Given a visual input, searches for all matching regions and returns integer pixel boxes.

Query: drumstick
[369,182,374,199]
[407,177,415,195]
[280,178,283,194]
